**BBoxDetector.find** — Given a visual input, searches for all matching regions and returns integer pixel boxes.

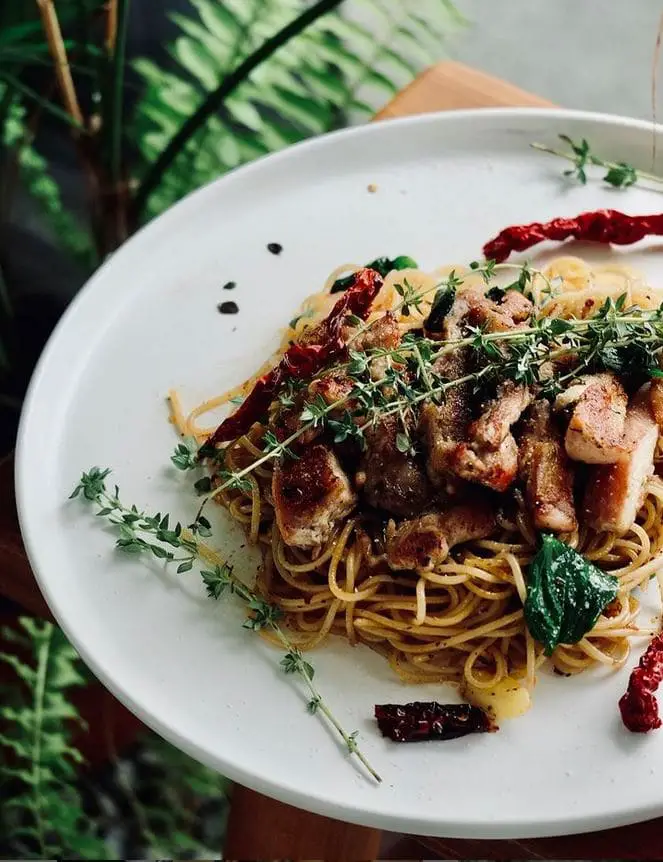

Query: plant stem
[109,0,129,186]
[530,141,663,186]
[270,626,382,783]
[106,0,118,53]
[31,623,52,857]
[87,483,381,783]
[35,0,84,128]
[0,69,81,129]
[130,0,346,222]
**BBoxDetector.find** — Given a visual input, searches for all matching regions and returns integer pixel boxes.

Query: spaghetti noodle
[170,256,663,715]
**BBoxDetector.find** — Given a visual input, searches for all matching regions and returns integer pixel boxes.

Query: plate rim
[15,106,663,839]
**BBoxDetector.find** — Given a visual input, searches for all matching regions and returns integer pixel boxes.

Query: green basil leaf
[524,533,618,655]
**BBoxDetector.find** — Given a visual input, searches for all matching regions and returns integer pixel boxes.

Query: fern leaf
[133,0,462,221]
[0,618,106,858]
[0,86,93,268]
[0,651,37,685]
[171,36,221,91]
[0,732,31,758]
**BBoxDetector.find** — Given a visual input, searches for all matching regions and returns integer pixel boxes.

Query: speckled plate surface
[15,109,663,838]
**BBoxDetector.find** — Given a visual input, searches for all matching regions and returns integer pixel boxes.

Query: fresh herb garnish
[531,135,663,189]
[193,476,212,494]
[394,278,424,317]
[171,438,199,471]
[524,533,619,655]
[72,469,381,783]
[196,264,663,521]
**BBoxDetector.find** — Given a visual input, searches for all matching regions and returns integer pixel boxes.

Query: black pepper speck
[267,242,283,255]
[223,280,237,290]
[218,301,239,314]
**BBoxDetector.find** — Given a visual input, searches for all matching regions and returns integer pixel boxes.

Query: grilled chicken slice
[584,388,658,534]
[307,372,360,423]
[273,372,357,446]
[469,382,532,451]
[428,286,532,341]
[420,370,523,493]
[564,373,628,464]
[352,311,401,352]
[450,435,519,493]
[495,289,534,325]
[273,444,357,549]
[650,377,663,429]
[359,416,432,517]
[519,401,577,533]
[457,287,533,334]
[420,289,529,491]
[351,311,401,381]
[385,500,496,573]
[418,348,471,486]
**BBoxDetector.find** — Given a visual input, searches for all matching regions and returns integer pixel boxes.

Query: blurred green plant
[0,617,105,857]
[0,616,230,859]
[134,0,463,219]
[0,0,463,262]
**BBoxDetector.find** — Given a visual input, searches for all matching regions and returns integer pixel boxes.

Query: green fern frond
[0,83,94,268]
[134,0,462,220]
[0,617,106,859]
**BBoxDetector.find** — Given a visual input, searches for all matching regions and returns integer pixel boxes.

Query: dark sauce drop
[222,280,237,290]
[267,242,283,255]
[218,301,239,314]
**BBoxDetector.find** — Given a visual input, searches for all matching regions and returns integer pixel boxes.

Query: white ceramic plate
[16,109,663,839]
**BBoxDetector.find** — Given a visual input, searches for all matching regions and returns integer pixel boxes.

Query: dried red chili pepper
[619,633,663,732]
[375,701,497,742]
[203,267,383,447]
[483,209,663,263]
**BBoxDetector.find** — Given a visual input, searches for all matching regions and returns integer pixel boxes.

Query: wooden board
[374,61,553,119]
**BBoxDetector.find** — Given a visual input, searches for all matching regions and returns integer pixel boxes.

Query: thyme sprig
[531,135,663,189]
[71,468,382,784]
[189,261,663,521]
[200,294,663,517]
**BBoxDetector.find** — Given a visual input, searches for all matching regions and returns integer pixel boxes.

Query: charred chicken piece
[518,400,577,533]
[418,349,471,486]
[450,436,519,493]
[564,373,629,464]
[359,415,433,518]
[385,499,496,573]
[584,388,658,534]
[273,444,357,549]
[349,311,401,381]
[469,382,532,451]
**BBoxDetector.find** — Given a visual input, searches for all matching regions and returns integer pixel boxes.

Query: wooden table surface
[4,60,663,860]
